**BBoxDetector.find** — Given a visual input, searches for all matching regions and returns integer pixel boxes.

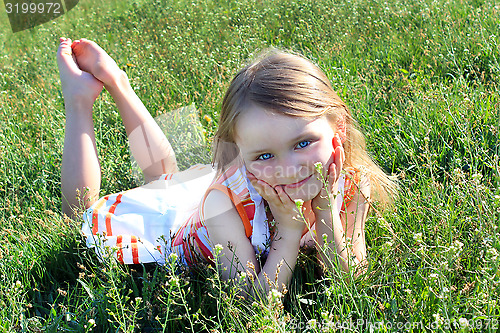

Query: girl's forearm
[314,208,352,273]
[248,225,303,298]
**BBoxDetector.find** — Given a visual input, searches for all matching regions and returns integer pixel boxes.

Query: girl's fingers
[332,132,345,173]
[252,179,269,198]
[328,162,337,193]
[248,174,279,203]
[249,175,293,208]
[275,185,293,205]
[332,133,342,150]
[335,146,343,174]
[247,171,262,190]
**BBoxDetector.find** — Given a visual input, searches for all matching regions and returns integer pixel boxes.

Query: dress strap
[200,183,253,239]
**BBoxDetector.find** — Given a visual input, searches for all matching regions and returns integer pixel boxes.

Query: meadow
[0,0,499,331]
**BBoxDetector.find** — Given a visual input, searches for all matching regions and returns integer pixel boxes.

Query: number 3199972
[5,2,61,14]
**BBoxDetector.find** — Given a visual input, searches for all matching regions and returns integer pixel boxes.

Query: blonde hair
[212,49,397,208]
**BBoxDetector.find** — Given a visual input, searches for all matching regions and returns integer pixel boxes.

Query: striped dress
[81,164,361,266]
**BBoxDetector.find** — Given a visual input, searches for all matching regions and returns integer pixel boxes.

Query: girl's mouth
[284,174,312,188]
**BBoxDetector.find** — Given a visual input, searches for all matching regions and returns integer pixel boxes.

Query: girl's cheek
[313,142,334,171]
[256,165,278,184]
[247,163,266,180]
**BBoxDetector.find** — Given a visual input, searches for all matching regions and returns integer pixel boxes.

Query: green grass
[0,0,499,331]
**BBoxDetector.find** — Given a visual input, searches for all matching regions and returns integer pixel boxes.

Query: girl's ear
[336,114,347,143]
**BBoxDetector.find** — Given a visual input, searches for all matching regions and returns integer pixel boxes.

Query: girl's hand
[312,133,345,212]
[247,171,304,231]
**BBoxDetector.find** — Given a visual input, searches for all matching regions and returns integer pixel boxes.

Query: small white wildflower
[88,319,96,327]
[14,280,22,289]
[471,173,482,181]
[314,162,323,173]
[169,252,178,262]
[413,232,423,243]
[267,289,283,305]
[169,276,180,287]
[429,273,439,279]
[381,241,393,253]
[478,291,488,301]
[135,297,142,304]
[270,288,282,300]
[486,247,498,261]
[307,319,318,329]
[449,240,464,258]
[214,244,223,255]
[433,313,444,326]
[295,199,304,210]
[458,318,469,328]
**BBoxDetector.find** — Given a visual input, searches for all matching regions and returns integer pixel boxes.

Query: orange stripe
[92,195,109,235]
[201,183,252,238]
[105,194,123,236]
[116,235,124,264]
[131,236,139,264]
[193,231,213,262]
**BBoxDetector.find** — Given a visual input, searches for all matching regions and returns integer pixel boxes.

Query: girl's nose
[275,154,305,179]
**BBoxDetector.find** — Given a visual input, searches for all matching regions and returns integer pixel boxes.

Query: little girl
[57,37,396,296]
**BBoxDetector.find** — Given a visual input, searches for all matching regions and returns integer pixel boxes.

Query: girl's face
[234,106,337,202]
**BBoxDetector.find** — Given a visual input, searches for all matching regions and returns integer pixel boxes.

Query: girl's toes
[57,39,74,59]
[57,41,82,76]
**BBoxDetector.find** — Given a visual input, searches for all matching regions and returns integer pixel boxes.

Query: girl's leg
[71,39,178,183]
[58,38,104,218]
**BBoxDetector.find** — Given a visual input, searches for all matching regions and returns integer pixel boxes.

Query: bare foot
[57,37,103,109]
[71,38,124,87]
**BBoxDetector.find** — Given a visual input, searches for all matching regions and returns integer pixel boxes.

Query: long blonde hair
[212,49,397,208]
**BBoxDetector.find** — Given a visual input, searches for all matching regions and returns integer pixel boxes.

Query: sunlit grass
[0,0,498,331]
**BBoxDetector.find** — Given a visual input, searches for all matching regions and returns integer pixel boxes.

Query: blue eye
[296,140,311,149]
[257,153,273,161]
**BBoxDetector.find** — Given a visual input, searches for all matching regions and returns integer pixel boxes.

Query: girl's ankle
[105,70,131,93]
